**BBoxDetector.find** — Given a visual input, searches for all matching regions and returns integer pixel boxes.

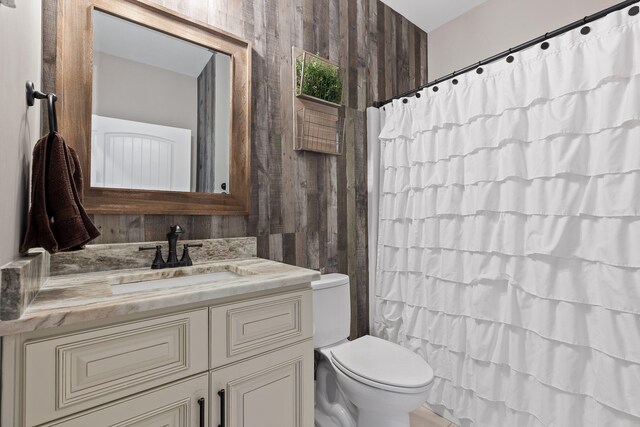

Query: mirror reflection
[91,10,231,194]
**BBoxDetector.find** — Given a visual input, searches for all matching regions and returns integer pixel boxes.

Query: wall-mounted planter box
[295,102,345,155]
[292,48,344,155]
[295,50,343,107]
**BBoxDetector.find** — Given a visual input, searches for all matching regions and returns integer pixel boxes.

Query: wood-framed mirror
[55,0,251,215]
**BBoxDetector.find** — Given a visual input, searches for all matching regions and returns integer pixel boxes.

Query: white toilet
[312,273,434,427]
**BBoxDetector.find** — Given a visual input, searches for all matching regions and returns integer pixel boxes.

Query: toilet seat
[329,335,434,394]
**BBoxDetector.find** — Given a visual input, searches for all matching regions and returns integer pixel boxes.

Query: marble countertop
[0,257,320,336]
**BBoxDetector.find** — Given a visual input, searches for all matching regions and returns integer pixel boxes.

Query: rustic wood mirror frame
[55,0,251,215]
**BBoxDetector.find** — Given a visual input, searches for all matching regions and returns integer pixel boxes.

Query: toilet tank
[311,273,351,349]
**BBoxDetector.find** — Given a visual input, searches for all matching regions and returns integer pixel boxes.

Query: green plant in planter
[296,55,342,105]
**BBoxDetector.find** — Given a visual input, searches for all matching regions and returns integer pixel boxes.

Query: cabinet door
[41,374,208,427]
[25,309,208,426]
[210,340,314,427]
[210,289,312,369]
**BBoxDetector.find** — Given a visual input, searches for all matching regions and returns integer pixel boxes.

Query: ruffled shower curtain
[373,5,640,427]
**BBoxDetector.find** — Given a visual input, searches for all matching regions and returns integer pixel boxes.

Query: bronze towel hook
[26,80,58,134]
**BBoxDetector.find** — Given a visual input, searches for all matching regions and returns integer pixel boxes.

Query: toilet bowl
[312,274,434,427]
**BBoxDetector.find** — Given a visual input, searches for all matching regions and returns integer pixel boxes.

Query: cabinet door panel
[210,340,314,427]
[41,374,208,427]
[210,290,312,368]
[24,309,208,426]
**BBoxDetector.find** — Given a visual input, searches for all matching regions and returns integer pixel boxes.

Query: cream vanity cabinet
[2,287,313,427]
[209,292,314,427]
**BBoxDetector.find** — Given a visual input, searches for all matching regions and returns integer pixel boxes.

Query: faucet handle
[180,243,202,267]
[139,245,165,269]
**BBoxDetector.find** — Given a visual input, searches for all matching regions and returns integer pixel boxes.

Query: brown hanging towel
[20,132,100,254]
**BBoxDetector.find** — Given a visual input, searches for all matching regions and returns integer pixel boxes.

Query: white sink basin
[111,270,241,295]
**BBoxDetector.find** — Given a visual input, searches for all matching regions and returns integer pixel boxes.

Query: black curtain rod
[373,0,640,108]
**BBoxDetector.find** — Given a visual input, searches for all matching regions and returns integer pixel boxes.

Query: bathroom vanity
[0,1,318,424]
[0,239,319,427]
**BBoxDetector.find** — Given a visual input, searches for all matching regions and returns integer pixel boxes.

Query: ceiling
[380,0,487,33]
[93,10,218,78]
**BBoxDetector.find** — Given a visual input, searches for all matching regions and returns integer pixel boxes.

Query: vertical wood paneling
[337,0,350,282]
[328,0,341,64]
[248,0,270,257]
[421,31,429,87]
[317,155,328,270]
[207,0,229,35]
[90,215,144,243]
[282,232,296,265]
[265,0,283,236]
[293,0,308,243]
[389,11,398,97]
[316,0,329,58]
[277,0,296,238]
[305,152,319,270]
[408,25,416,88]
[196,56,216,193]
[41,0,57,131]
[397,16,409,93]
[345,111,357,338]
[356,0,367,111]
[315,0,331,274]
[418,27,424,86]
[353,110,369,336]
[269,233,283,262]
[327,0,342,276]
[367,0,378,105]
[222,215,248,237]
[376,1,386,102]
[42,0,427,338]
[325,154,339,272]
[154,0,208,20]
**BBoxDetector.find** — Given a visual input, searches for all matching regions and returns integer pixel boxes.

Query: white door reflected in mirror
[91,10,231,194]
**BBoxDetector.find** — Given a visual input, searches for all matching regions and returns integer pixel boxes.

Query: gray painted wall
[0,1,42,266]
[428,0,620,80]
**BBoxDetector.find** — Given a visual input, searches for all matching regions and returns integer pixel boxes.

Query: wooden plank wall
[42,0,428,338]
[196,54,217,193]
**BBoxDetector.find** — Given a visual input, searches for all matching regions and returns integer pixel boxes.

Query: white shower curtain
[373,5,640,427]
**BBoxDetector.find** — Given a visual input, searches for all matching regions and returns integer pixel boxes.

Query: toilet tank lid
[311,273,349,290]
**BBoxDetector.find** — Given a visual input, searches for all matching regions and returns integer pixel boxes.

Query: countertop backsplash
[0,249,49,320]
[49,237,257,276]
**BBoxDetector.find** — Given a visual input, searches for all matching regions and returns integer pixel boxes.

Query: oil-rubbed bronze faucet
[139,225,203,269]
